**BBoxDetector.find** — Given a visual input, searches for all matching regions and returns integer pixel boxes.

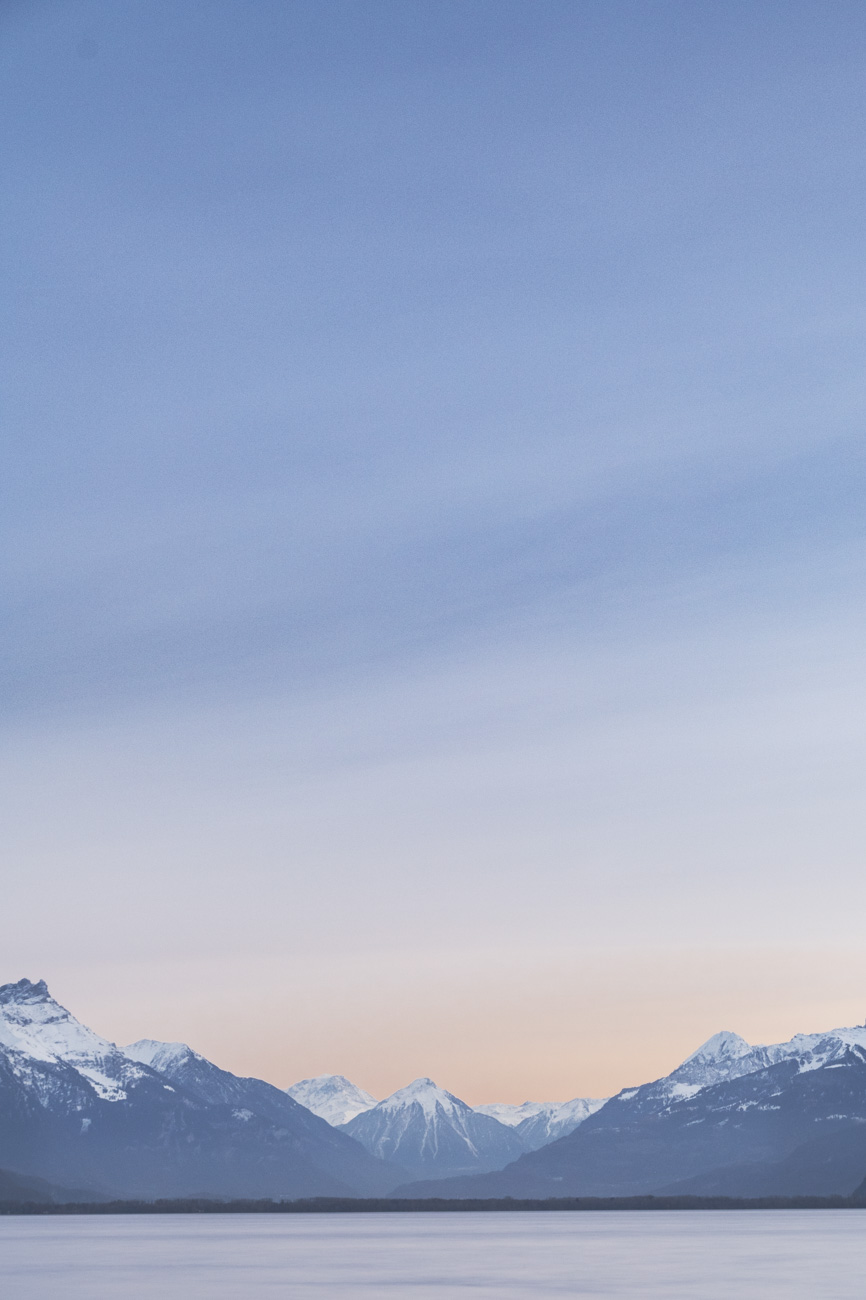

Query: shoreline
[2,1193,865,1216]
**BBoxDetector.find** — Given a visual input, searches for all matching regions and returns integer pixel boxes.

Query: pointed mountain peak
[0,978,52,1006]
[679,1031,751,1068]
[377,1077,468,1117]
[386,1077,446,1102]
[655,1030,759,1095]
[343,1075,527,1178]
[398,1077,438,1094]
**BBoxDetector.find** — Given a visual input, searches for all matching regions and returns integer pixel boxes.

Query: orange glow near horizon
[37,946,866,1106]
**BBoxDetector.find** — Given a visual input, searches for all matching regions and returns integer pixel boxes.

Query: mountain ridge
[474,1096,608,1149]
[0,980,399,1199]
[391,1028,866,1199]
[4,977,866,1200]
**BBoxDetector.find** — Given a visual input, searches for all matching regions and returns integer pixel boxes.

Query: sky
[2,0,866,1104]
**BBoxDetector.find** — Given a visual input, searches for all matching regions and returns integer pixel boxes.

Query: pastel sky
[3,0,866,1103]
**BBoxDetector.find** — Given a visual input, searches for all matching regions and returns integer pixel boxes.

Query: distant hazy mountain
[474,1096,607,1150]
[393,1026,866,1199]
[340,1077,525,1180]
[286,1074,378,1126]
[0,979,399,1200]
[0,1166,98,1205]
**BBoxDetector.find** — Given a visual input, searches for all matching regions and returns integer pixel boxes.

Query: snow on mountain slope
[472,1025,866,1149]
[123,1040,190,1074]
[395,1042,866,1201]
[674,1030,753,1081]
[341,1077,525,1179]
[514,1096,609,1149]
[474,1096,608,1150]
[286,1075,377,1126]
[10,973,866,1202]
[0,979,149,1101]
[473,1101,543,1127]
[0,981,403,1200]
[121,1039,399,1192]
[762,1025,866,1070]
[650,1030,761,1101]
[651,1023,866,1105]
[391,1020,866,1199]
[123,1037,259,1108]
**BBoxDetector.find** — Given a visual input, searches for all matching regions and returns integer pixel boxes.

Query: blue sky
[3,0,866,1098]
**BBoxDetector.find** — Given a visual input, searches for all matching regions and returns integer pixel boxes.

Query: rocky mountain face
[286,1074,378,1126]
[0,977,156,1103]
[392,1026,866,1199]
[0,979,399,1200]
[340,1077,526,1180]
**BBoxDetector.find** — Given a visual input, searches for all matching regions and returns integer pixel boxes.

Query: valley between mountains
[2,978,866,1203]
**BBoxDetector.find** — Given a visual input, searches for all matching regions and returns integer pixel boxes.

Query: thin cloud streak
[2,0,865,1092]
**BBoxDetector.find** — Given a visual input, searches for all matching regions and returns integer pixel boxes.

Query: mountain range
[283,1074,606,1157]
[393,1025,866,1199]
[0,979,397,1200]
[2,976,866,1201]
[280,1073,604,1174]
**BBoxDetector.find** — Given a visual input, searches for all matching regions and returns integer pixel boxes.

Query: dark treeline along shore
[3,1191,866,1216]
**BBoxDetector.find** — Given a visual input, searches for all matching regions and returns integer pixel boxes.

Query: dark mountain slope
[660,1123,866,1198]
[0,980,397,1199]
[0,1165,98,1204]
[394,1048,866,1199]
[125,1039,400,1194]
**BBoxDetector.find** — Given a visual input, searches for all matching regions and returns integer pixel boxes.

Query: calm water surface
[1,1211,864,1298]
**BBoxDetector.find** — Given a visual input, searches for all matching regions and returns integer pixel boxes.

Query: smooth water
[0,1211,864,1298]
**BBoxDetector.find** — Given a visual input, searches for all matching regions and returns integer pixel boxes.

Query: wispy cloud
[3,0,865,1092]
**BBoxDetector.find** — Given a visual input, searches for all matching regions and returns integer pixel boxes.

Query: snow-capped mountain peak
[377,1078,460,1118]
[680,1030,752,1068]
[474,1100,544,1127]
[124,1039,200,1073]
[0,977,50,1006]
[606,1020,866,1118]
[667,1030,754,1092]
[0,978,111,1062]
[670,1024,866,1091]
[762,1024,866,1073]
[0,978,151,1102]
[286,1074,377,1127]
[341,1077,526,1179]
[474,1095,608,1149]
[0,981,403,1201]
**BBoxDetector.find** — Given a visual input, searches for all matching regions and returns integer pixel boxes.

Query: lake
[0,1211,864,1298]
